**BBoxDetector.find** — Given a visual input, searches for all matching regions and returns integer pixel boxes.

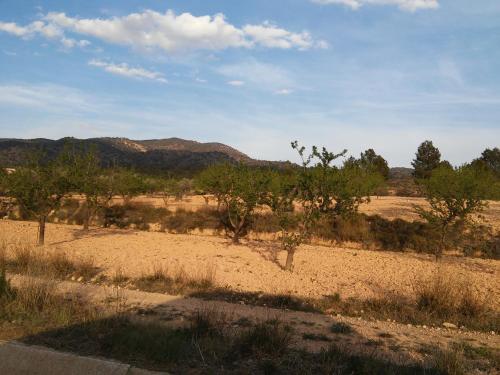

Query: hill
[0,137,280,176]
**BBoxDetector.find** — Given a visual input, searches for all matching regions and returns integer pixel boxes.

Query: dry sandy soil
[1,220,498,308]
[1,195,499,369]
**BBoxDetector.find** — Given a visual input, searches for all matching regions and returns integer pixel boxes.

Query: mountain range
[0,137,283,175]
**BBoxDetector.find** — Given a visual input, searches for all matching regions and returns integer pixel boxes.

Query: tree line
[0,141,498,269]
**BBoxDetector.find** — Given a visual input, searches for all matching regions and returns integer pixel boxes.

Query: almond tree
[113,168,146,204]
[266,142,383,271]
[415,164,498,259]
[197,163,268,244]
[3,152,71,245]
[67,147,106,231]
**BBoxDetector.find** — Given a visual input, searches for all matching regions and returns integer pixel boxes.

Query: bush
[102,203,168,230]
[161,207,220,234]
[233,319,294,357]
[330,322,354,334]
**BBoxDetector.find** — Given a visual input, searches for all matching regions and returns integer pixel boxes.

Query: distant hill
[0,137,285,176]
[389,167,413,179]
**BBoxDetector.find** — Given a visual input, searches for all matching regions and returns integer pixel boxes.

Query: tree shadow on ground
[2,277,437,375]
[49,227,143,246]
[244,239,285,270]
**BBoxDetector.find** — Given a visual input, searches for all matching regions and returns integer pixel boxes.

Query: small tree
[198,163,268,244]
[3,152,71,245]
[67,147,105,231]
[263,169,299,270]
[415,164,497,259]
[275,142,347,271]
[113,168,146,204]
[412,140,442,179]
[473,147,500,178]
[360,149,390,180]
[330,162,384,216]
[176,178,193,201]
[273,142,385,271]
[153,177,176,208]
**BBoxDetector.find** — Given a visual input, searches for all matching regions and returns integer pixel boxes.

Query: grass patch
[302,332,331,342]
[232,319,294,357]
[191,278,499,334]
[412,268,498,332]
[2,241,98,281]
[432,345,467,375]
[330,322,354,335]
[134,264,216,295]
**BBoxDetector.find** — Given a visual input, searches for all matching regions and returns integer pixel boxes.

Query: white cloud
[88,59,167,83]
[243,22,327,50]
[0,20,62,38]
[0,19,90,49]
[227,80,245,86]
[1,10,326,54]
[311,0,439,12]
[195,78,208,83]
[275,89,293,95]
[61,37,91,49]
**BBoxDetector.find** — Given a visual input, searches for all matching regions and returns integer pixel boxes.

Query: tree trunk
[83,205,90,231]
[285,249,295,271]
[38,215,46,246]
[436,224,447,261]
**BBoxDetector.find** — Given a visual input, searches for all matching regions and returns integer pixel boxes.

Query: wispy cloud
[88,60,167,83]
[227,80,245,86]
[217,59,295,92]
[0,83,97,112]
[311,0,439,12]
[275,89,293,95]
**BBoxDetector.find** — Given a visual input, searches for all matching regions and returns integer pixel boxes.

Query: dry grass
[112,267,129,283]
[412,267,495,330]
[0,271,490,374]
[432,345,467,375]
[15,276,56,313]
[134,263,216,295]
[1,241,98,280]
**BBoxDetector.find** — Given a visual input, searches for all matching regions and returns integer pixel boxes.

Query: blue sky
[0,0,499,166]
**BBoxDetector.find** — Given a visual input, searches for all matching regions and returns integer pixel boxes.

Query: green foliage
[412,140,442,179]
[475,147,500,177]
[360,149,390,179]
[3,151,72,244]
[66,146,107,229]
[0,167,7,194]
[415,164,498,258]
[197,163,269,243]
[4,152,71,216]
[263,142,384,271]
[113,168,147,202]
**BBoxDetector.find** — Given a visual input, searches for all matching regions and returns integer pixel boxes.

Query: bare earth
[1,220,498,308]
[1,194,500,369]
